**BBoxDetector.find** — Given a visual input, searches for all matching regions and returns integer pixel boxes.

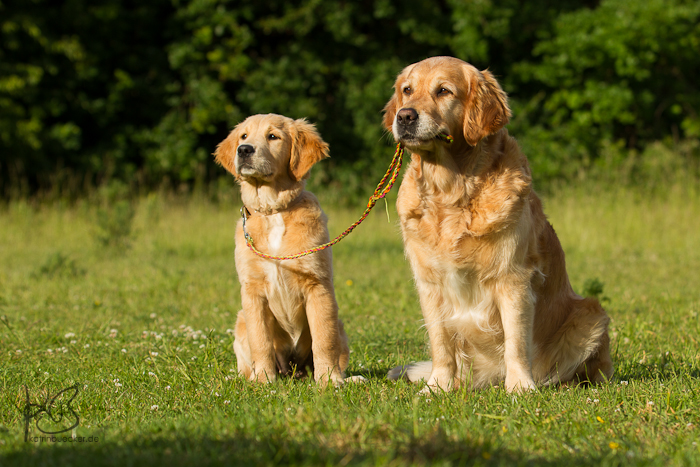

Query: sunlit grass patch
[1,184,699,466]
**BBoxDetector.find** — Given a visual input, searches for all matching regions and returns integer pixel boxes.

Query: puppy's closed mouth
[238,166,273,180]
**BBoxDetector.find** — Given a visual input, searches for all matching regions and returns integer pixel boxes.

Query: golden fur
[215,114,349,385]
[383,57,613,392]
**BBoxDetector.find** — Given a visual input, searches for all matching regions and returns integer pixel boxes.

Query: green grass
[1,184,699,466]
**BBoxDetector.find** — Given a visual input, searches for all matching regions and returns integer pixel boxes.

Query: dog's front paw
[423,370,454,392]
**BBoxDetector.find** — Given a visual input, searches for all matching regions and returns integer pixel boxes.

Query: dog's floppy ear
[214,126,240,177]
[289,119,329,181]
[462,69,511,146]
[383,64,415,132]
[383,92,399,132]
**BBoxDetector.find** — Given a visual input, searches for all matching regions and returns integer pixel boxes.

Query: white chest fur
[262,214,304,343]
[266,213,286,254]
[440,266,497,334]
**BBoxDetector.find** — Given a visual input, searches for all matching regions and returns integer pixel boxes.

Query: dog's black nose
[396,108,418,125]
[237,144,255,157]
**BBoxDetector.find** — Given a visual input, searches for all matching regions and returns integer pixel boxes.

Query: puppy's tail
[387,361,433,382]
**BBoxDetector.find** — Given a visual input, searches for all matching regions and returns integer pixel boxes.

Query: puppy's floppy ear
[289,119,329,181]
[214,125,241,177]
[462,68,512,146]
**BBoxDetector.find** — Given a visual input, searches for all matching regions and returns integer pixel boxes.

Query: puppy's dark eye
[403,86,412,95]
[268,134,277,140]
[437,87,451,96]
[241,134,247,140]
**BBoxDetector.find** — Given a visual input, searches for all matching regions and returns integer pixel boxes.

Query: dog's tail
[387,361,433,382]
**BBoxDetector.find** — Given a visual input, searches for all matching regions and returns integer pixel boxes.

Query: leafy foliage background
[1,0,699,198]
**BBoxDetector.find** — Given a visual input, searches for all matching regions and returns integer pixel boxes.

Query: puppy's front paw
[250,368,276,383]
[315,370,345,388]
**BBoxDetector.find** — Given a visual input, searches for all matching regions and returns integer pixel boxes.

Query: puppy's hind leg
[338,320,367,383]
[305,284,345,387]
[336,320,366,383]
[233,310,253,378]
[338,319,350,373]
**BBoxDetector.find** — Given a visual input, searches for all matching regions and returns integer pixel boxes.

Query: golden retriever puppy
[383,57,613,392]
[215,114,349,386]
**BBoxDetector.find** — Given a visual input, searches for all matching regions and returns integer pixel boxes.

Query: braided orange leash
[242,134,453,260]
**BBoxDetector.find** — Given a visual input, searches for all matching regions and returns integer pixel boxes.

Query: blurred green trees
[1,0,698,198]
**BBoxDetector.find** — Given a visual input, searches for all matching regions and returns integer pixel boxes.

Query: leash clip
[240,206,253,244]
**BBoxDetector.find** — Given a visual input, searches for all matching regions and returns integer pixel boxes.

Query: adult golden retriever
[383,57,613,392]
[215,114,349,386]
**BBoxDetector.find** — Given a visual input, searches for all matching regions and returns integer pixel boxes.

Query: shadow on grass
[615,361,700,383]
[2,427,623,467]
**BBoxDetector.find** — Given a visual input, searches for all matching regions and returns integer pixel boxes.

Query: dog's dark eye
[403,86,412,95]
[437,87,451,96]
[268,134,277,140]
[241,134,247,140]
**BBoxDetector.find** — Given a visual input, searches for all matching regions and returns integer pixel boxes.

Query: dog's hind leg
[573,326,613,384]
[539,296,613,385]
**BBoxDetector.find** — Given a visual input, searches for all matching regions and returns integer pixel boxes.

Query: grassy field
[1,183,699,466]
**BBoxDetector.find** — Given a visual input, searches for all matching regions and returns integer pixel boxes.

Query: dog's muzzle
[237,144,255,158]
[396,108,418,138]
